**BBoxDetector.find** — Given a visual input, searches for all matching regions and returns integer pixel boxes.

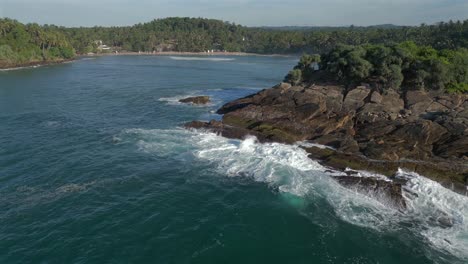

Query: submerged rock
[179,96,210,104]
[332,176,407,210]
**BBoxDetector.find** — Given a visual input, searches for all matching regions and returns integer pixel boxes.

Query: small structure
[98,44,111,51]
[95,40,111,52]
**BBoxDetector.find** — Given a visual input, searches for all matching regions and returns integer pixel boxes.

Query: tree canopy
[286,41,468,93]
[56,17,468,54]
[0,18,75,67]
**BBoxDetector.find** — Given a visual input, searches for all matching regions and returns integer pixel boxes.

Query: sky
[0,0,467,27]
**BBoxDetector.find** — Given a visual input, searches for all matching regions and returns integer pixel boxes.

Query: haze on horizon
[0,0,467,27]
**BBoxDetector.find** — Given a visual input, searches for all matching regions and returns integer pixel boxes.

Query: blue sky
[0,0,467,27]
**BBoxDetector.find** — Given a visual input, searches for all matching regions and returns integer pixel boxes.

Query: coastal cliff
[186,82,468,196]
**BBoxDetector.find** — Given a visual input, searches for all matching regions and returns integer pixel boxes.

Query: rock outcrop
[179,96,210,104]
[333,176,407,210]
[186,82,468,198]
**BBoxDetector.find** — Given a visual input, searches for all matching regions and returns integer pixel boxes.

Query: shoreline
[1,51,294,71]
[186,82,468,196]
[0,59,75,71]
[78,51,295,58]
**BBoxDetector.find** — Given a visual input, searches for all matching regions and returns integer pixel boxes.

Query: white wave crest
[189,132,402,226]
[397,169,468,258]
[158,93,213,106]
[122,128,468,260]
[158,95,190,105]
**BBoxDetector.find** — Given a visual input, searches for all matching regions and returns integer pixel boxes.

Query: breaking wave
[119,128,468,261]
[158,93,213,106]
[0,65,41,72]
[399,170,468,258]
[158,95,193,105]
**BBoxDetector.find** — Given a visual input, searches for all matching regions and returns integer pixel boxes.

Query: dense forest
[284,42,468,93]
[0,18,75,68]
[58,17,468,54]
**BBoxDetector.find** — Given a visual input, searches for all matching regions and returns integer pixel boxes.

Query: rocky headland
[186,82,468,203]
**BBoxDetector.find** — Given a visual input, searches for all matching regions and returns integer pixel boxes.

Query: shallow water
[1,55,467,263]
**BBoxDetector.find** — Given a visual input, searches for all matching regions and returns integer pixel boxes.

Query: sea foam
[158,93,214,106]
[121,128,468,260]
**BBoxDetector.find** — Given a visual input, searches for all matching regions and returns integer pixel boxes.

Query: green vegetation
[0,18,75,68]
[59,18,249,54]
[285,69,302,85]
[284,54,321,84]
[1,16,467,73]
[56,17,467,54]
[286,41,468,93]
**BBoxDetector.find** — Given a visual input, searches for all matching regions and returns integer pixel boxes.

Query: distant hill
[255,24,405,31]
[2,17,467,58]
[58,17,468,54]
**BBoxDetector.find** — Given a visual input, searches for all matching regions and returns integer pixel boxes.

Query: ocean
[1,55,467,263]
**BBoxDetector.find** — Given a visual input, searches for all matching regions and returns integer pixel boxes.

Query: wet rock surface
[332,176,407,210]
[179,96,210,104]
[186,82,468,205]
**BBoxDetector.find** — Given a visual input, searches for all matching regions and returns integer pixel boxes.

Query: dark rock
[297,85,345,113]
[434,136,468,159]
[185,120,209,129]
[186,82,468,200]
[304,145,467,190]
[456,108,468,119]
[185,119,269,142]
[310,133,347,149]
[357,103,388,123]
[338,136,360,153]
[179,96,210,104]
[370,91,383,103]
[405,90,433,115]
[333,176,406,209]
[295,103,323,119]
[406,90,432,106]
[392,120,447,145]
[356,120,398,140]
[381,90,405,115]
[436,94,465,110]
[343,86,371,111]
[433,214,454,229]
[426,101,449,113]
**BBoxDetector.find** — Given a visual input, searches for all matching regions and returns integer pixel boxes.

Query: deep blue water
[1,55,467,263]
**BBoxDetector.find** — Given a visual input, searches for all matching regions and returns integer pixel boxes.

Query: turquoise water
[1,56,467,264]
